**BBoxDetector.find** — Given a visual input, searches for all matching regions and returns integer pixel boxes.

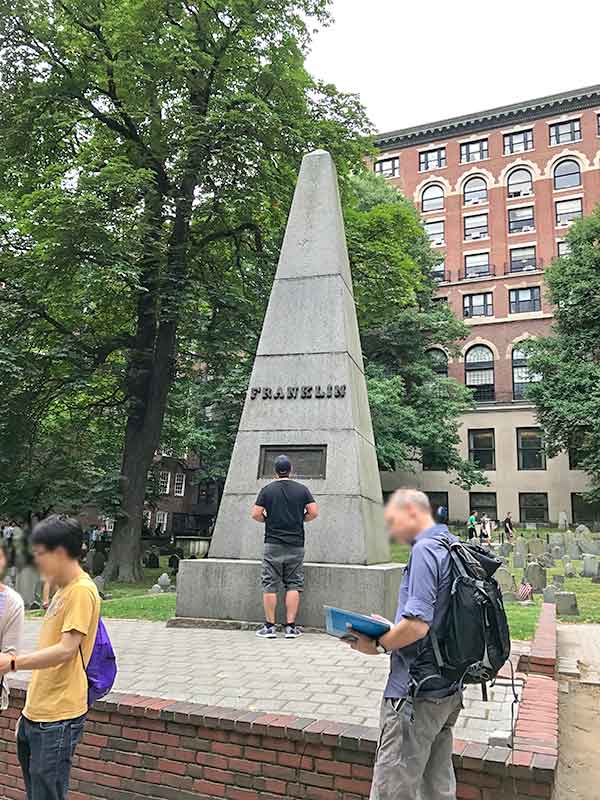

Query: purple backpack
[80,618,117,706]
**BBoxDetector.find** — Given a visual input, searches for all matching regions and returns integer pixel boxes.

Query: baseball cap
[274,455,292,475]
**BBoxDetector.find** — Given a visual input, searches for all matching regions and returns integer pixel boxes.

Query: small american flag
[518,582,533,601]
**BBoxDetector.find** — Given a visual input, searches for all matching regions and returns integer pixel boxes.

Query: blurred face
[384,501,426,544]
[32,544,65,582]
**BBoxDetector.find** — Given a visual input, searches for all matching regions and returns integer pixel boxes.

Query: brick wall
[0,682,556,800]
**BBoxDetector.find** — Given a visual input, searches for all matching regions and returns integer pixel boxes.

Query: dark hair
[31,515,83,559]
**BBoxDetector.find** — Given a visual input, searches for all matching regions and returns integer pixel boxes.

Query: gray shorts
[261,543,305,593]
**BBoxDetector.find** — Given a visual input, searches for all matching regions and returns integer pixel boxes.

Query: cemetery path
[556,624,600,800]
[19,618,524,742]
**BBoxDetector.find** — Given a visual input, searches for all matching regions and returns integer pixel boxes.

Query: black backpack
[410,539,511,700]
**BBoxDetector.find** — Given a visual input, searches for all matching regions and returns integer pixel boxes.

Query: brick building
[374,84,600,526]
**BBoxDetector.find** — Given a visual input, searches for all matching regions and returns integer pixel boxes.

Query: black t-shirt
[255,479,315,547]
[503,517,513,533]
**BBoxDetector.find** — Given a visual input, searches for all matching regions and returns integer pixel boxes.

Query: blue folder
[324,605,391,640]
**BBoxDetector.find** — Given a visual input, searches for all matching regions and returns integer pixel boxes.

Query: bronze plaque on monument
[257,444,327,480]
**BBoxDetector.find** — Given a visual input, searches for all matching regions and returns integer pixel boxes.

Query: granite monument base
[173,558,404,629]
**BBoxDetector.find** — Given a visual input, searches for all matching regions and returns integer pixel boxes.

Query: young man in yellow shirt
[0,515,101,800]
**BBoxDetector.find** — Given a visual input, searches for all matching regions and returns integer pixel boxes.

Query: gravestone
[581,538,600,556]
[557,511,568,531]
[564,560,576,578]
[552,574,565,588]
[549,532,565,548]
[146,550,160,569]
[551,545,564,561]
[582,554,599,578]
[538,552,555,569]
[524,561,547,593]
[514,537,528,557]
[496,567,517,601]
[148,584,162,594]
[567,541,581,560]
[525,523,537,531]
[174,150,403,627]
[556,592,579,616]
[576,524,591,537]
[499,542,513,558]
[529,538,545,557]
[543,585,556,604]
[15,565,40,609]
[513,553,526,569]
[158,573,171,592]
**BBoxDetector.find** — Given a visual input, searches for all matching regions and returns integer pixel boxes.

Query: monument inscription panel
[258,444,327,479]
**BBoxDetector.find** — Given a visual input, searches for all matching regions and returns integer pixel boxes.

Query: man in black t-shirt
[251,455,319,639]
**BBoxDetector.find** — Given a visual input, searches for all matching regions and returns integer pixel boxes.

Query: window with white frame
[460,139,488,163]
[143,509,152,528]
[419,147,446,171]
[555,198,582,226]
[424,219,445,245]
[463,176,488,205]
[557,240,571,257]
[503,129,533,155]
[374,157,399,178]
[421,184,444,212]
[155,510,169,533]
[464,344,495,401]
[549,119,581,146]
[507,168,533,198]
[431,260,446,282]
[509,245,537,272]
[464,213,488,240]
[553,159,581,191]
[464,252,491,279]
[508,205,535,233]
[512,347,541,400]
[463,293,493,318]
[174,473,186,497]
[159,470,171,495]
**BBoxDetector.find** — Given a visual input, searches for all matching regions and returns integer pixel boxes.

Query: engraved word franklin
[250,384,347,401]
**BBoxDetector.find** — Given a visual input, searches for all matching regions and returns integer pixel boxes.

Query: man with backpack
[0,515,102,800]
[346,489,463,800]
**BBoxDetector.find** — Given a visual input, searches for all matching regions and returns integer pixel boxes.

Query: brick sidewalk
[19,618,526,741]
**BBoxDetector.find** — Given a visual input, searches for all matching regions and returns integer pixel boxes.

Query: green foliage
[524,208,600,500]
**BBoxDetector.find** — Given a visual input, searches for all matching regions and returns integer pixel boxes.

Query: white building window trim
[174,473,186,498]
[155,511,169,532]
[159,470,171,495]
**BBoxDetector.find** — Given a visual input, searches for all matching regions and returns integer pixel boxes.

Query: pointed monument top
[275,150,353,288]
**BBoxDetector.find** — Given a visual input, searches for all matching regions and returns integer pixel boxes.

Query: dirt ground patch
[555,682,600,800]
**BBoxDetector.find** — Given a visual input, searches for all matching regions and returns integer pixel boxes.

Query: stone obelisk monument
[175,150,403,628]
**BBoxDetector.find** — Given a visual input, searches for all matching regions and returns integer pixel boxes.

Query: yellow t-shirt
[24,571,101,722]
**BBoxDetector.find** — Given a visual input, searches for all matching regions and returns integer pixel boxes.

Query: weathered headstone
[158,573,171,591]
[146,550,160,569]
[543,585,556,604]
[556,592,579,616]
[148,584,162,594]
[557,512,568,531]
[582,554,599,578]
[551,545,564,561]
[15,565,40,609]
[538,552,555,569]
[529,538,545,557]
[575,524,591,537]
[513,553,526,569]
[550,532,565,548]
[525,523,537,531]
[496,567,517,601]
[567,541,581,560]
[552,574,565,588]
[499,542,513,558]
[524,561,547,593]
[564,559,576,578]
[174,150,403,627]
[514,537,528,557]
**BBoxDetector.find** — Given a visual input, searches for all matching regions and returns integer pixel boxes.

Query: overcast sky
[306,1,600,134]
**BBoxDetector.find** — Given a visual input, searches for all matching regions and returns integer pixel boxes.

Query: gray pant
[369,692,462,800]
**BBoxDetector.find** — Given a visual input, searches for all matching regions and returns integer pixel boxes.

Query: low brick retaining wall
[0,685,557,800]
[528,603,557,677]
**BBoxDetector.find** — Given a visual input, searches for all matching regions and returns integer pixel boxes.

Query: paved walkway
[20,619,522,741]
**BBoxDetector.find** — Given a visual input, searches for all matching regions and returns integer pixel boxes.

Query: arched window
[507,168,533,198]
[428,348,448,377]
[553,159,581,191]
[421,184,444,212]
[512,346,541,400]
[465,345,495,402]
[463,176,488,205]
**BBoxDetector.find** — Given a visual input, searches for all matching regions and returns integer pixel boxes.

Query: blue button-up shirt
[384,524,457,698]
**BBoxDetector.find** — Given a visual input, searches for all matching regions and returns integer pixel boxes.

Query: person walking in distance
[251,455,318,639]
[503,512,514,542]
[467,509,478,540]
[344,489,462,800]
[0,515,101,800]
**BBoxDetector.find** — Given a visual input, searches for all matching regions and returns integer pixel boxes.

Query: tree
[523,208,600,500]
[0,0,370,578]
